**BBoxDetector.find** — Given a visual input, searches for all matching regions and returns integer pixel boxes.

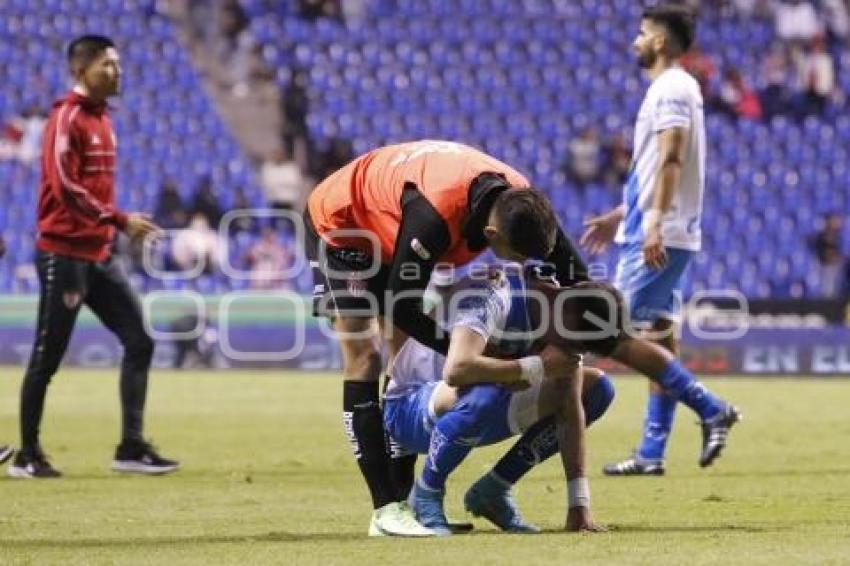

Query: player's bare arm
[548,353,605,533]
[643,125,689,270]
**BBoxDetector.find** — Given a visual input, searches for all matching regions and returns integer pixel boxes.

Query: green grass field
[1,368,849,565]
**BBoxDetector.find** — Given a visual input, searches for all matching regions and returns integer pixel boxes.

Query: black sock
[343,380,396,509]
[19,371,51,456]
[491,416,558,485]
[490,375,617,484]
[387,433,417,502]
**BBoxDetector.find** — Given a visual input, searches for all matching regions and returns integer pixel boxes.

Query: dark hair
[492,188,558,259]
[561,281,626,357]
[67,35,115,70]
[643,4,696,53]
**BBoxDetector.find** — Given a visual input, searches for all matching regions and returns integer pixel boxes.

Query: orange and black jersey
[306,140,588,354]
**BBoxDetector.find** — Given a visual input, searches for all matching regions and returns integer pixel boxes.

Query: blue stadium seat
[1,1,845,297]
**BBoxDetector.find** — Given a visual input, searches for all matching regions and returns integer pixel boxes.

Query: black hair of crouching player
[527,279,626,357]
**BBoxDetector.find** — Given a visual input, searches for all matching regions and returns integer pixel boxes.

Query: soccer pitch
[1,369,848,565]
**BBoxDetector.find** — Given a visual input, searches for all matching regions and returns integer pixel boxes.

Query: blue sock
[655,360,723,421]
[584,374,616,426]
[421,385,505,490]
[421,426,473,491]
[490,374,616,485]
[636,391,677,461]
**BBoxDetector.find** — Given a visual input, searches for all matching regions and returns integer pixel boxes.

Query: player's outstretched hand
[566,507,608,533]
[580,212,619,255]
[642,226,667,270]
[125,213,164,243]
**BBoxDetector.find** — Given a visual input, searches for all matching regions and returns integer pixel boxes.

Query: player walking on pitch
[582,6,741,476]
[8,35,178,478]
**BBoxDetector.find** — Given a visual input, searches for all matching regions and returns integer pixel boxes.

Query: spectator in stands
[793,35,836,116]
[812,213,846,298]
[0,105,46,162]
[822,0,850,41]
[170,310,221,369]
[565,127,602,188]
[727,0,773,18]
[171,213,221,275]
[16,104,46,164]
[602,133,632,189]
[681,45,717,101]
[261,147,305,213]
[220,0,249,52]
[760,44,791,119]
[246,225,294,290]
[230,35,274,98]
[191,175,223,229]
[228,187,257,236]
[281,68,310,155]
[310,137,354,180]
[299,0,343,21]
[154,180,189,230]
[341,0,369,27]
[0,119,21,160]
[230,32,257,97]
[775,0,822,45]
[719,67,763,120]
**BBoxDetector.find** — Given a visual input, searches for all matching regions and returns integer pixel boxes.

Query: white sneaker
[368,502,436,537]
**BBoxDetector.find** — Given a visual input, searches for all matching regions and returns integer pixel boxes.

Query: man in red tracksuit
[8,35,178,478]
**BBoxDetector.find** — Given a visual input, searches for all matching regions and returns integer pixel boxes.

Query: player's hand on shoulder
[566,506,607,533]
[580,211,620,255]
[125,213,164,243]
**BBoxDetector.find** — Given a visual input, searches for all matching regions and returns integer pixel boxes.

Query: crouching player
[383,266,623,535]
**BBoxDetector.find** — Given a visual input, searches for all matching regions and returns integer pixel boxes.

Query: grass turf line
[1,368,849,565]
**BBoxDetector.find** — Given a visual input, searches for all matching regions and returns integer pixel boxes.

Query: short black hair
[562,281,626,357]
[492,188,558,259]
[643,4,696,53]
[67,34,115,70]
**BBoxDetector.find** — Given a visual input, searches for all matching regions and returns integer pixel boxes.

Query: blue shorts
[384,382,518,455]
[615,244,694,327]
[384,382,440,455]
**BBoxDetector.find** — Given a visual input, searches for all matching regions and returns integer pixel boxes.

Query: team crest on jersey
[346,278,367,297]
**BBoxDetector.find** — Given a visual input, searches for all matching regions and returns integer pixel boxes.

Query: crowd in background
[0,0,848,298]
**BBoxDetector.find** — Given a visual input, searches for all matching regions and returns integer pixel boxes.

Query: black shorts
[303,209,390,318]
